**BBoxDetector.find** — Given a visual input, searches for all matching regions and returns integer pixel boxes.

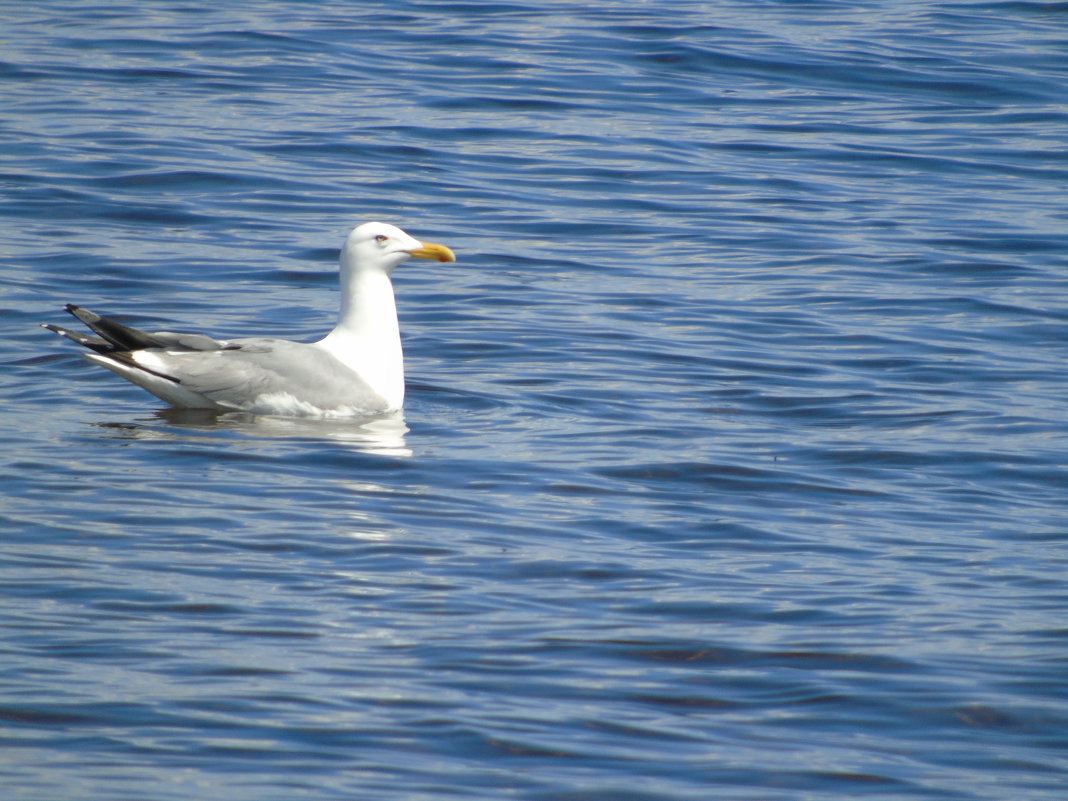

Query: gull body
[42,222,456,417]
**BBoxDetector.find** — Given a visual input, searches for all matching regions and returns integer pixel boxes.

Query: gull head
[344,221,456,275]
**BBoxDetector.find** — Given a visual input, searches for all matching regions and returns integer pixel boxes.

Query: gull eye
[374,234,389,243]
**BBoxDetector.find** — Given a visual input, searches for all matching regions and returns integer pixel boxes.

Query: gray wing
[150,331,233,351]
[148,338,387,413]
[44,305,387,414]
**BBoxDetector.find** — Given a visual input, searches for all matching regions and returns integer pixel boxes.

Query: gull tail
[41,304,220,407]
[42,302,186,383]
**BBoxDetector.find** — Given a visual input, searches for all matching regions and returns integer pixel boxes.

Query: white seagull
[43,221,456,417]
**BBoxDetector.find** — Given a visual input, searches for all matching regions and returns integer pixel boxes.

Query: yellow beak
[407,241,456,263]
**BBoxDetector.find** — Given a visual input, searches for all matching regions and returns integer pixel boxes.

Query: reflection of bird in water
[91,408,413,460]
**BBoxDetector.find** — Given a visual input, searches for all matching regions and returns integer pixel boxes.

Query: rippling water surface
[2,2,1067,799]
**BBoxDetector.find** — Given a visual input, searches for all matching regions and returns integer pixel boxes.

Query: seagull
[42,221,456,417]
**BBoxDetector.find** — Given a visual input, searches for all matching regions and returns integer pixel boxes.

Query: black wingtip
[40,321,113,353]
[65,304,104,327]
[55,304,167,352]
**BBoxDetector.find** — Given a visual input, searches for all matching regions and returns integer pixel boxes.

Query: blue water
[2,1,1067,799]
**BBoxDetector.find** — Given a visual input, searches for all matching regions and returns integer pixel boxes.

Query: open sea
[1,2,1066,799]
